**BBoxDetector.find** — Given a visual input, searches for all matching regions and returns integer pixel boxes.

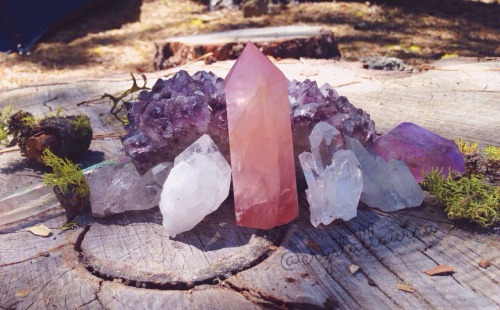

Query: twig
[92,132,123,140]
[0,146,20,155]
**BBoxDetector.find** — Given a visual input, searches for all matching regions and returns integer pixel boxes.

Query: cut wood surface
[1,58,499,309]
[154,25,341,69]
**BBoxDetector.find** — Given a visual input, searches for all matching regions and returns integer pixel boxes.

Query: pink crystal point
[225,42,299,229]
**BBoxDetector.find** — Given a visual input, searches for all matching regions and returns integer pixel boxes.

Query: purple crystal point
[121,70,376,172]
[371,122,466,182]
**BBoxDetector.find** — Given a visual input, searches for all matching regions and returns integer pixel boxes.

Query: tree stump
[153,25,340,70]
[1,58,500,309]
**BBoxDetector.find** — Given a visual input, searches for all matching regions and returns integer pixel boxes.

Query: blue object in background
[0,0,97,53]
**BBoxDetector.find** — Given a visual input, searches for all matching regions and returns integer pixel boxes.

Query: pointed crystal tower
[225,42,299,229]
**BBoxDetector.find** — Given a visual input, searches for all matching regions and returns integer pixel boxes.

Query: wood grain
[1,59,499,309]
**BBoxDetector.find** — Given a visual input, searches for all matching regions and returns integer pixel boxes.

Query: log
[153,25,341,70]
[1,58,500,309]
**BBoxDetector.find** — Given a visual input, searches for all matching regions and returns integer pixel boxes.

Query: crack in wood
[0,243,74,267]
[74,221,288,292]
[223,279,337,309]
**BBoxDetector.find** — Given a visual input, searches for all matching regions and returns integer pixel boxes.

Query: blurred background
[0,0,498,89]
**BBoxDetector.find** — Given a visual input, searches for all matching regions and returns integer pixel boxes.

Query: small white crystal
[160,135,231,238]
[309,121,344,172]
[345,138,424,212]
[88,157,173,217]
[300,122,361,227]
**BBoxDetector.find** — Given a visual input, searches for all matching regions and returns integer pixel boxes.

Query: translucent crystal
[300,122,361,227]
[309,121,345,171]
[225,42,299,229]
[88,157,173,217]
[372,122,466,182]
[159,134,231,238]
[345,137,424,212]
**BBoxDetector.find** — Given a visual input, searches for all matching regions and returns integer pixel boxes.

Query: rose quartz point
[225,42,299,229]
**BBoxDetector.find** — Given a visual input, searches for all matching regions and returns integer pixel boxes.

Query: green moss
[60,220,78,231]
[70,115,91,137]
[455,139,479,157]
[42,149,89,198]
[0,105,13,145]
[21,114,38,127]
[484,145,500,162]
[423,169,500,227]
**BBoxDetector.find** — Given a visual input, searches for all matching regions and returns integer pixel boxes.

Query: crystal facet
[372,122,466,182]
[88,157,173,217]
[299,122,361,226]
[225,42,299,229]
[159,135,231,238]
[345,138,424,212]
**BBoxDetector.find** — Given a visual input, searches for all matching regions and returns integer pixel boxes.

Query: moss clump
[455,139,479,157]
[423,169,500,227]
[484,145,500,162]
[70,115,91,137]
[42,148,89,198]
[0,105,13,145]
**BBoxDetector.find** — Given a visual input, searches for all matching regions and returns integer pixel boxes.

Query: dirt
[0,0,498,90]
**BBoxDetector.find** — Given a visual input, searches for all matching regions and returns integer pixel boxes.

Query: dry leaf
[396,283,414,293]
[424,265,457,276]
[15,289,31,297]
[478,259,491,269]
[349,264,360,274]
[26,224,52,237]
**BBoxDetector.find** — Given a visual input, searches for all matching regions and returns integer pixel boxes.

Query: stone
[159,134,231,238]
[242,0,268,18]
[88,157,173,217]
[299,122,361,226]
[345,137,424,212]
[372,122,466,182]
[225,42,298,229]
[121,70,376,175]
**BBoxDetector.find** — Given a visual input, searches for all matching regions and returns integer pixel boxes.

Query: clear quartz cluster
[121,70,376,173]
[345,138,424,212]
[159,135,231,238]
[300,122,424,227]
[299,122,362,227]
[88,157,173,217]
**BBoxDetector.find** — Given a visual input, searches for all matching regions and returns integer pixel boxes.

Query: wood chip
[424,265,457,276]
[396,283,414,293]
[349,264,360,274]
[15,289,31,297]
[479,259,491,269]
[26,224,52,237]
[307,240,322,252]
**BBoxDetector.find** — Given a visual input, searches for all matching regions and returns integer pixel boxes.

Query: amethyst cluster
[288,79,376,160]
[122,70,376,172]
[122,70,229,172]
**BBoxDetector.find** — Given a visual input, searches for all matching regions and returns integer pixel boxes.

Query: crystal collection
[82,43,456,233]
